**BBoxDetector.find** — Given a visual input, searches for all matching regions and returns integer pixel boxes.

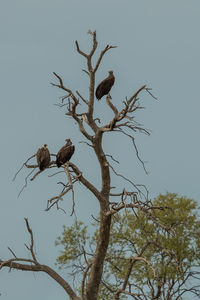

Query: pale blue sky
[1,1,200,299]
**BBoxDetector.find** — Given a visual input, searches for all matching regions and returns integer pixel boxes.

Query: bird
[56,139,75,168]
[36,144,51,171]
[95,70,115,100]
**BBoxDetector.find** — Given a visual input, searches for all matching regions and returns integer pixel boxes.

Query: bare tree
[2,31,162,300]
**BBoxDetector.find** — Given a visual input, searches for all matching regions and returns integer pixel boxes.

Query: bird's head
[108,70,113,75]
[43,144,48,149]
[65,139,72,145]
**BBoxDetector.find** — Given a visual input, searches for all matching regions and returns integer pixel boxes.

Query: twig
[79,141,93,148]
[12,154,36,181]
[118,129,148,175]
[82,69,90,76]
[8,247,17,258]
[75,41,88,59]
[17,168,35,198]
[48,170,65,177]
[145,87,158,100]
[76,90,88,105]
[94,44,117,73]
[108,163,148,201]
[91,215,100,223]
[24,218,38,263]
[105,154,120,164]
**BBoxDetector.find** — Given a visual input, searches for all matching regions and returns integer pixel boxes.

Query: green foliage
[55,221,89,268]
[105,193,200,286]
[55,193,200,298]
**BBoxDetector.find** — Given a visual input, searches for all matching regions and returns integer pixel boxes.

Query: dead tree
[2,31,160,300]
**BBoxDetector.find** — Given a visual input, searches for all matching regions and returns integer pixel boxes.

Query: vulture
[36,144,51,171]
[56,139,75,168]
[95,70,115,100]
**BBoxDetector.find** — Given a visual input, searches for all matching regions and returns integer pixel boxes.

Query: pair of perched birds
[36,139,75,171]
[36,71,115,171]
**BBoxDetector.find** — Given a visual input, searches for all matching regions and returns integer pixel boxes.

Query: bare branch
[69,162,104,202]
[24,218,37,263]
[82,69,90,76]
[106,95,119,116]
[94,44,117,73]
[8,247,17,258]
[79,141,93,148]
[75,40,88,59]
[45,161,102,213]
[145,87,158,100]
[17,168,35,198]
[48,170,65,177]
[64,163,75,216]
[0,259,80,300]
[88,30,98,58]
[118,129,149,175]
[108,163,148,200]
[12,154,36,181]
[52,72,79,104]
[76,90,89,105]
[81,263,92,299]
[45,178,78,213]
[105,154,120,164]
[0,221,80,300]
[101,85,147,133]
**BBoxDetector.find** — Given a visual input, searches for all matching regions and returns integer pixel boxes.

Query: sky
[1,1,200,299]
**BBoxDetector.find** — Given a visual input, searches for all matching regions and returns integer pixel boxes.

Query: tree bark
[86,133,112,300]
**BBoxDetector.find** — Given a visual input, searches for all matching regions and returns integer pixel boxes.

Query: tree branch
[0,219,80,300]
[0,260,80,300]
[69,162,109,207]
[94,44,117,73]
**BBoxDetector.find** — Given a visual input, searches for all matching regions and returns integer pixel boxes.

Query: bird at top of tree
[95,70,115,100]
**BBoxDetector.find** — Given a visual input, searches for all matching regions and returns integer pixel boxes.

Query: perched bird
[36,144,51,171]
[56,139,75,168]
[95,70,115,100]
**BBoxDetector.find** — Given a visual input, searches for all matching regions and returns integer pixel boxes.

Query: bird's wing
[36,148,42,164]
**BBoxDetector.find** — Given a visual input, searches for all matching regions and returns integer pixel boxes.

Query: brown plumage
[95,70,115,100]
[56,139,75,168]
[36,144,50,171]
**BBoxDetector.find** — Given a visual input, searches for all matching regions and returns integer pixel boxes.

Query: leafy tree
[56,193,200,299]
